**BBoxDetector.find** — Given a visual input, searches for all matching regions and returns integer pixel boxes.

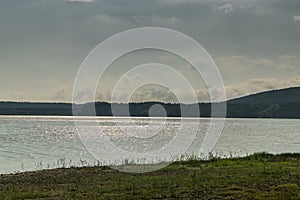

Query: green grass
[0,153,300,199]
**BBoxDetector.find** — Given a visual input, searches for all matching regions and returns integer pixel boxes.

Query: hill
[226,87,300,118]
[0,87,299,118]
[229,87,300,105]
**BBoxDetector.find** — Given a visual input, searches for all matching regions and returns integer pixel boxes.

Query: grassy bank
[0,153,300,199]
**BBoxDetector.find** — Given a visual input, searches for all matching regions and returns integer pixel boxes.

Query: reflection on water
[0,116,299,174]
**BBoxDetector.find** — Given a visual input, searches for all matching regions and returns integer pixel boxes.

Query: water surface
[0,116,299,173]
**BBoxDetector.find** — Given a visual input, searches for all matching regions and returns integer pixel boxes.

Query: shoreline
[1,151,299,175]
[1,152,299,199]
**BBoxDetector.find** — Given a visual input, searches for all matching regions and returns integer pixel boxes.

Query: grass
[0,152,300,199]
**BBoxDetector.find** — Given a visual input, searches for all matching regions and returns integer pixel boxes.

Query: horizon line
[0,86,299,104]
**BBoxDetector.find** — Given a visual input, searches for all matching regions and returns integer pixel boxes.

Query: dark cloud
[0,0,300,101]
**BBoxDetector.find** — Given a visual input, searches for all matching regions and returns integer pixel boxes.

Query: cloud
[47,74,300,103]
[133,15,143,23]
[215,55,299,81]
[218,2,234,13]
[293,15,300,21]
[1,0,300,102]
[226,76,300,100]
[151,16,177,25]
[216,56,275,69]
[49,53,300,103]
[66,0,95,3]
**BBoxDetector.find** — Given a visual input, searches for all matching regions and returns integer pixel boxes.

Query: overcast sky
[0,0,300,102]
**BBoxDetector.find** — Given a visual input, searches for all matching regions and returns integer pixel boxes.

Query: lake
[0,116,299,174]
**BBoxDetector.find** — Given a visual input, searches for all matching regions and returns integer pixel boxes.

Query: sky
[0,0,300,102]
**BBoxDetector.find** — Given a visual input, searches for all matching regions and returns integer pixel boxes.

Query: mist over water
[0,116,299,174]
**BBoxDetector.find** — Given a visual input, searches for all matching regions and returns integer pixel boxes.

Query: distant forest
[0,87,299,118]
